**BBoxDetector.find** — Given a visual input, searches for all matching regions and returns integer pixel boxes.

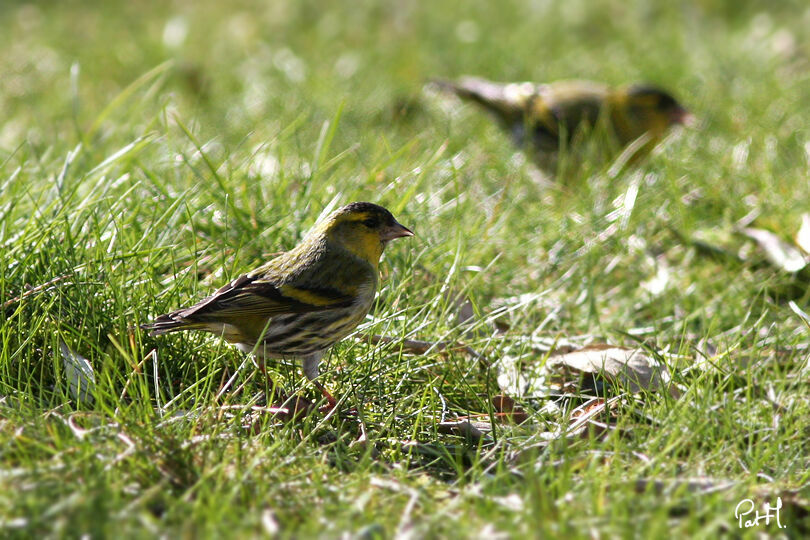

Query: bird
[431,77,693,171]
[142,202,414,411]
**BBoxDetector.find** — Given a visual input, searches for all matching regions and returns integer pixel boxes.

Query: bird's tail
[429,77,530,121]
[140,313,204,336]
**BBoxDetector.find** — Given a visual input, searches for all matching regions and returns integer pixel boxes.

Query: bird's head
[319,202,414,265]
[623,85,694,134]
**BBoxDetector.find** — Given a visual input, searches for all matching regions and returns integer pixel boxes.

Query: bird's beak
[672,106,696,127]
[382,221,415,242]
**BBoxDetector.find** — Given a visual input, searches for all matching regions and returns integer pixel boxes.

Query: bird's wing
[433,77,538,122]
[537,81,610,136]
[176,271,356,322]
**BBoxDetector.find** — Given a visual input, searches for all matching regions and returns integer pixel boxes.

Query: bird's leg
[302,351,337,413]
[312,380,338,412]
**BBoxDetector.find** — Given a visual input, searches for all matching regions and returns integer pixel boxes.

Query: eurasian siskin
[432,77,692,171]
[142,202,414,410]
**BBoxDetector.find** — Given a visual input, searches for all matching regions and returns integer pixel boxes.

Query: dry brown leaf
[739,227,807,273]
[566,397,615,440]
[491,394,529,423]
[58,340,96,404]
[568,397,614,425]
[546,345,679,397]
[456,297,475,327]
[570,397,608,419]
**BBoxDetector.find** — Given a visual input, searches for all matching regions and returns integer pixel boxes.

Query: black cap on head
[627,84,693,125]
[337,201,413,237]
[340,201,396,226]
[627,84,681,110]
[340,201,393,217]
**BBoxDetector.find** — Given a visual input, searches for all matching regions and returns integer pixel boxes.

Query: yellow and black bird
[142,202,414,410]
[432,77,693,170]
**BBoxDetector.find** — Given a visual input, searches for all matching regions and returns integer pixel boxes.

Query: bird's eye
[362,218,377,228]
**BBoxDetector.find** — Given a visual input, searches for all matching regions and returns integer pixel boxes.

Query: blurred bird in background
[431,77,693,172]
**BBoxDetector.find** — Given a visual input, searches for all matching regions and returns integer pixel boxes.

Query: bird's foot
[311,381,337,414]
[317,395,338,415]
[313,384,359,418]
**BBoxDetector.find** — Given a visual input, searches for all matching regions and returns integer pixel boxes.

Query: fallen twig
[365,334,486,361]
[629,477,737,496]
[437,420,487,443]
[2,274,72,310]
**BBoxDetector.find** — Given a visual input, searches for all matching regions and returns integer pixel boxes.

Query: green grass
[2,0,810,537]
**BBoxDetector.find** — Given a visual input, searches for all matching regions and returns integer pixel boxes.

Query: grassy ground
[2,0,810,537]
